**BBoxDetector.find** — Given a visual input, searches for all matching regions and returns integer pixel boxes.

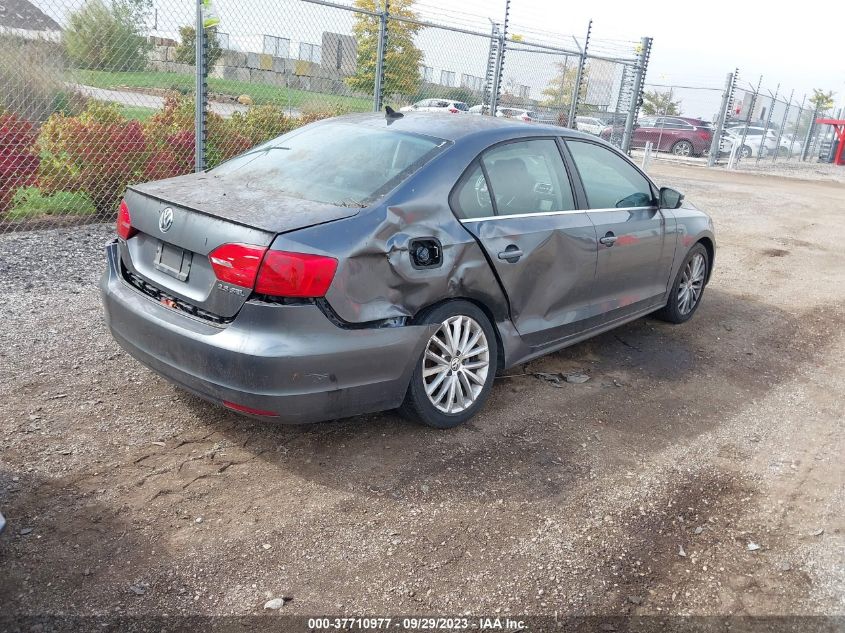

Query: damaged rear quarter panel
[269,142,512,326]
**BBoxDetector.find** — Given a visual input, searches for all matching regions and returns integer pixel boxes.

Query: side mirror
[659,187,684,209]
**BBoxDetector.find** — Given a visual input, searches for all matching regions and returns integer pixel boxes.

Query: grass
[7,187,97,219]
[120,104,157,121]
[71,69,372,112]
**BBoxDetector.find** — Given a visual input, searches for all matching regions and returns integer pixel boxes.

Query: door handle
[599,232,618,247]
[498,245,523,262]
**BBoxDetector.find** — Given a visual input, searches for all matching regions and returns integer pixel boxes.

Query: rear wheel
[671,140,694,157]
[655,244,709,324]
[399,301,497,429]
[739,145,752,159]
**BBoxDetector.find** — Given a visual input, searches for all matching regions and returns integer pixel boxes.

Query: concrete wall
[147,33,358,97]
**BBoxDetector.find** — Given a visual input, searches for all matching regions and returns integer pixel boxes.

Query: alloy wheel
[422,315,490,414]
[673,141,693,157]
[677,253,706,315]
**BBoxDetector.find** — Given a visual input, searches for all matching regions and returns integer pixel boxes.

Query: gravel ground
[0,163,842,626]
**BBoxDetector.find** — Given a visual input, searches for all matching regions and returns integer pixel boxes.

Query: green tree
[346,0,423,99]
[64,0,151,71]
[540,61,579,107]
[175,25,223,67]
[641,89,682,116]
[809,88,835,113]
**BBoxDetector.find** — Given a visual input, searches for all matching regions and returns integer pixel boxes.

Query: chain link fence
[630,70,840,173]
[0,0,649,232]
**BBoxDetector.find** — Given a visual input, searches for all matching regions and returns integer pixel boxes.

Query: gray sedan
[101,112,715,428]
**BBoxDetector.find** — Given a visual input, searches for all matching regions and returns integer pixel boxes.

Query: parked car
[102,113,714,428]
[497,107,537,122]
[574,116,607,135]
[602,116,714,157]
[724,125,778,158]
[400,99,469,114]
[715,130,768,159]
[468,104,491,115]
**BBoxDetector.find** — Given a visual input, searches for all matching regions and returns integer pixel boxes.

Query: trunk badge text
[159,207,174,233]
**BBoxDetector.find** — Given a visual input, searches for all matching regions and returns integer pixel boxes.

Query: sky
[33,0,845,118]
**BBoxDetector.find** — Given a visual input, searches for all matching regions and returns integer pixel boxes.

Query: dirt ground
[0,163,843,626]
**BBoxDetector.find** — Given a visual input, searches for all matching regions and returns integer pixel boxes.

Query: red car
[601,116,714,157]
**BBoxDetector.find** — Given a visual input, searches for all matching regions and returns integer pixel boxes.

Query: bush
[0,35,86,121]
[226,104,298,146]
[64,0,150,72]
[0,113,39,214]
[38,101,149,213]
[175,26,223,68]
[7,187,97,219]
[144,94,251,168]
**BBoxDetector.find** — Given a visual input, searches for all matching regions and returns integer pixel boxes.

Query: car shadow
[171,285,835,504]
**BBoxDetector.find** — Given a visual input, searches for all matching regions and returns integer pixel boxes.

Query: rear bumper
[100,242,432,424]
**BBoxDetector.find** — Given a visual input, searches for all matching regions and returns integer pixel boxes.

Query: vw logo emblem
[159,207,174,233]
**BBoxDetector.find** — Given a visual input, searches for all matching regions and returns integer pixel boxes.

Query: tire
[654,243,709,324]
[671,140,693,157]
[399,300,498,429]
[739,145,752,159]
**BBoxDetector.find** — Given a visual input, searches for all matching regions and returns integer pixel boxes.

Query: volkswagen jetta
[101,111,715,428]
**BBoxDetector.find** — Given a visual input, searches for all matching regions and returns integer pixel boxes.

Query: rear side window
[452,162,494,219]
[567,140,654,209]
[481,139,576,216]
[453,102,469,111]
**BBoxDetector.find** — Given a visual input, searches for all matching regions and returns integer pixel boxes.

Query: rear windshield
[211,121,449,206]
[453,102,469,111]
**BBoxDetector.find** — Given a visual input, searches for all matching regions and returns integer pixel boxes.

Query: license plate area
[154,241,192,281]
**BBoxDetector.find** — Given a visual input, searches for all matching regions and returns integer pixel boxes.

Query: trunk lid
[119,172,360,321]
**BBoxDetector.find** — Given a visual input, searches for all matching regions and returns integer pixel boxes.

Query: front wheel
[655,244,709,324]
[399,301,497,429]
[739,145,752,159]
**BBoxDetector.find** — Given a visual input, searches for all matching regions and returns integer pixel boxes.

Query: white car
[400,99,469,114]
[725,125,778,158]
[574,116,607,135]
[468,105,537,123]
[497,107,536,122]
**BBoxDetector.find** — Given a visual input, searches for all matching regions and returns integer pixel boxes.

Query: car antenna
[385,106,403,120]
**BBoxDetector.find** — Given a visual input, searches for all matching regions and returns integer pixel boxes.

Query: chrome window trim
[459,206,657,223]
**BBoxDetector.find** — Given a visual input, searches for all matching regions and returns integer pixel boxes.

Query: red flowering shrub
[143,130,195,181]
[39,103,149,213]
[0,113,39,214]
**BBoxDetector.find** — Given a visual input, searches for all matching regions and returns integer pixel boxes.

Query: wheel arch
[411,297,506,372]
[694,236,715,284]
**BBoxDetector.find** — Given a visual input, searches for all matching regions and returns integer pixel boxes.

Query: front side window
[481,139,576,216]
[566,140,654,209]
[212,122,448,206]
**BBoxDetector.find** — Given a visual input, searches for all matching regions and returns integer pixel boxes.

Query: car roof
[330,111,591,142]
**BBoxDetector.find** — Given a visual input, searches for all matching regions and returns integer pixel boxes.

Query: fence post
[801,106,818,161]
[707,71,734,167]
[489,0,510,116]
[567,20,591,127]
[194,0,207,172]
[787,95,805,161]
[737,76,762,163]
[755,83,778,164]
[772,88,793,163]
[373,0,388,112]
[621,36,651,153]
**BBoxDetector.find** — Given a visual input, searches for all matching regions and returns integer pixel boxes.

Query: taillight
[255,251,338,298]
[208,243,267,288]
[698,130,710,140]
[117,199,137,240]
[448,107,458,113]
